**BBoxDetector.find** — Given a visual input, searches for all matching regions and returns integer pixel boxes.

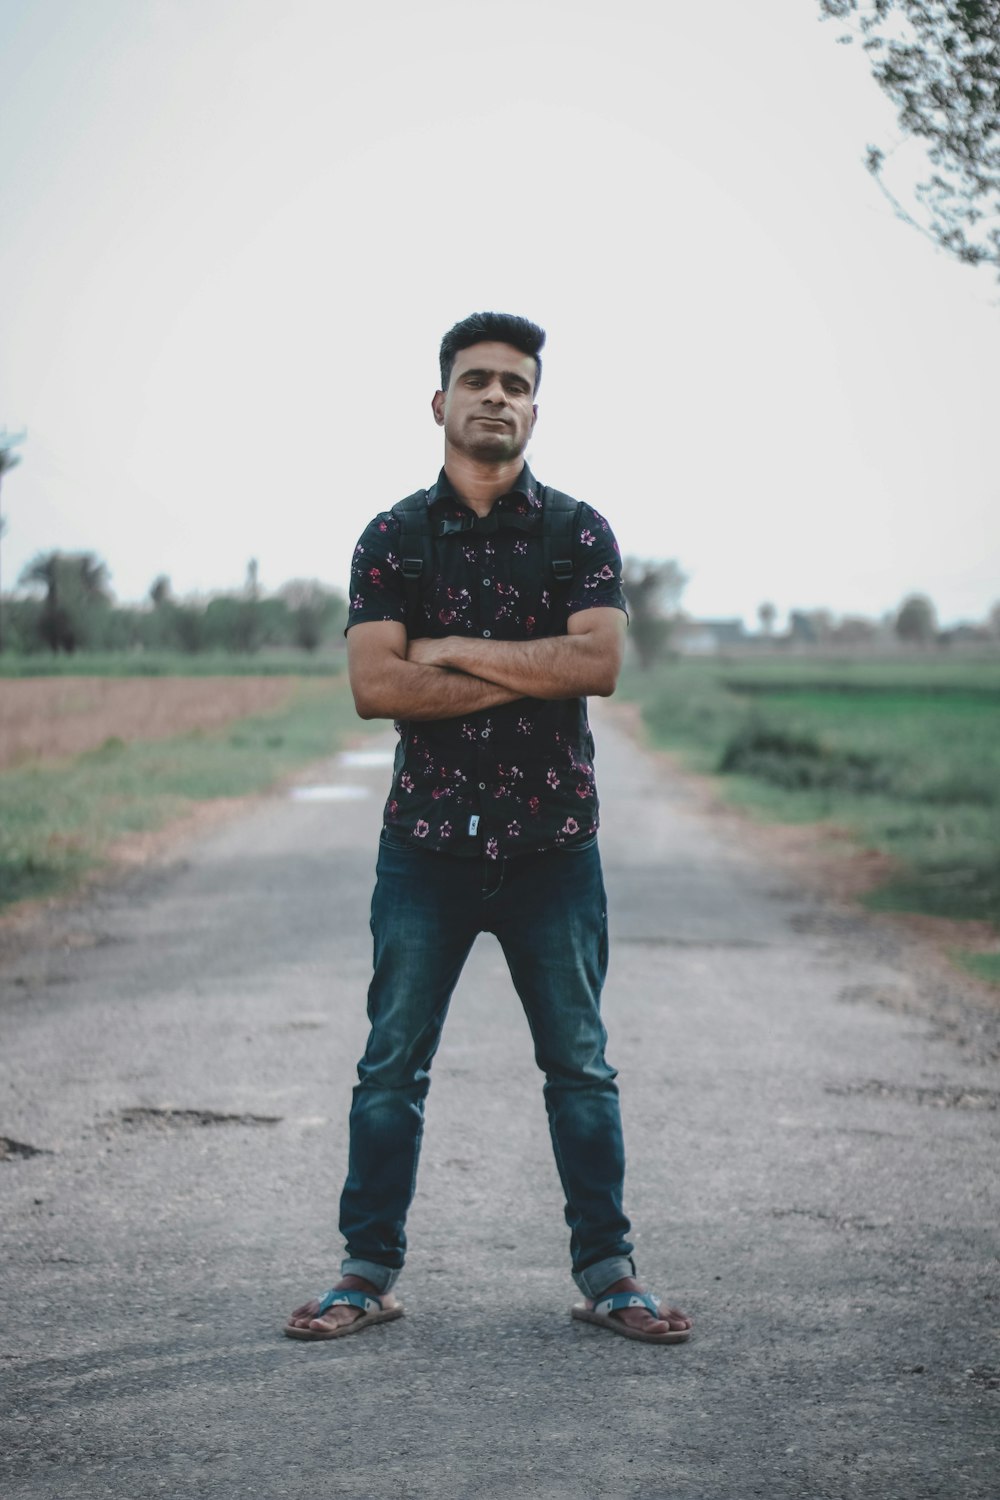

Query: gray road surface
[1,705,998,1500]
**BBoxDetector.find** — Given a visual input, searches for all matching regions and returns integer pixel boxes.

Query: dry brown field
[0,676,297,770]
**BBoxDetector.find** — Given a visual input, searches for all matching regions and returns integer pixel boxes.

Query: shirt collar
[428,462,539,512]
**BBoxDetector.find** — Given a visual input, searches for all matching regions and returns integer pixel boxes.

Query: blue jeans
[339,832,636,1298]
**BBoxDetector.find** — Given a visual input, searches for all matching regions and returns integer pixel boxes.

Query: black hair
[439,311,546,393]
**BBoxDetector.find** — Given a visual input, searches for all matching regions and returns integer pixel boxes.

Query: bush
[718,722,893,794]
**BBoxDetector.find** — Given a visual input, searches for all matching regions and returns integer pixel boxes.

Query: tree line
[4,546,997,664]
[779,593,1000,647]
[3,551,347,657]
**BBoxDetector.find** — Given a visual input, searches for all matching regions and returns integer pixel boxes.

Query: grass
[0,650,344,677]
[955,952,1000,986]
[617,654,1000,981]
[0,676,371,910]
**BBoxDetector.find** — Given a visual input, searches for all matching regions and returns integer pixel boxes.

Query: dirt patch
[734,820,900,904]
[104,794,262,867]
[825,1080,1000,1110]
[0,676,295,770]
[730,814,1000,988]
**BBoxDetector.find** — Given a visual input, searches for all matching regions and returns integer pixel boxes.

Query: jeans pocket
[560,832,599,854]
[379,828,417,853]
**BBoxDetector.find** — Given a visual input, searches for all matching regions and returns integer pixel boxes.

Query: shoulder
[539,482,614,529]
[578,504,617,548]
[353,508,402,549]
[358,508,402,533]
[544,491,619,553]
[350,511,404,585]
[357,488,432,538]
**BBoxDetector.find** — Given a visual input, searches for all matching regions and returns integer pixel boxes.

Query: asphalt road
[1,704,998,1500]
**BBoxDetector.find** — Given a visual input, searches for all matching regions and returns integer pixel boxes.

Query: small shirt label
[468,815,480,836]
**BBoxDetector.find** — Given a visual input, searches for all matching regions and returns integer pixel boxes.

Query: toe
[288,1300,320,1327]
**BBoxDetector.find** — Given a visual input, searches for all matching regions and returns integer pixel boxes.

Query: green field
[0,675,369,910]
[616,655,1000,981]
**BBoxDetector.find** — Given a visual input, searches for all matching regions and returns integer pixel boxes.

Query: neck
[442,447,525,517]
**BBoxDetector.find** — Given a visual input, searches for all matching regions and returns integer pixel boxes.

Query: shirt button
[482,629,491,638]
[481,729,491,739]
[482,577,491,587]
[478,782,486,790]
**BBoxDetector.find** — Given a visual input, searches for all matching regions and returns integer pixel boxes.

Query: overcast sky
[1,0,997,629]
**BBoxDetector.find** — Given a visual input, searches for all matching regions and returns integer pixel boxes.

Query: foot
[587,1276,692,1339]
[285,1275,398,1335]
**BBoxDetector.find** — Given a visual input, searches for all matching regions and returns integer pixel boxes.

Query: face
[432,341,538,463]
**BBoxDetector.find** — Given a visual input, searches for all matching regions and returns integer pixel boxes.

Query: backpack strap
[541,486,581,588]
[391,483,580,634]
[390,489,430,636]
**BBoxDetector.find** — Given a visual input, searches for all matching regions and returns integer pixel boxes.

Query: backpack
[390,485,581,637]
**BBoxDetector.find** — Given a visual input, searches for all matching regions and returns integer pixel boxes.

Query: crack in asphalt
[110,1107,282,1129]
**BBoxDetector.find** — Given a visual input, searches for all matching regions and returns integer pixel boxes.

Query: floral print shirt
[346,465,627,859]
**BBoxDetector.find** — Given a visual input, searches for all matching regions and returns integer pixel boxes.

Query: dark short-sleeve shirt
[346,464,626,859]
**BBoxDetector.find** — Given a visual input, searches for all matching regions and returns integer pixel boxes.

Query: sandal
[571,1290,691,1344]
[284,1287,404,1341]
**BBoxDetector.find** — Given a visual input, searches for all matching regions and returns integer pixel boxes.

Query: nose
[481,376,508,405]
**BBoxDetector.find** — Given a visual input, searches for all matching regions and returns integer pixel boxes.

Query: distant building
[674,618,747,654]
[939,623,992,647]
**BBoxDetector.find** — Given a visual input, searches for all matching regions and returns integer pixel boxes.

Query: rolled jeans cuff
[573,1255,636,1299]
[341,1258,401,1294]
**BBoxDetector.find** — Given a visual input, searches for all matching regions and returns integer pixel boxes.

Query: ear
[530,404,538,433]
[431,390,446,426]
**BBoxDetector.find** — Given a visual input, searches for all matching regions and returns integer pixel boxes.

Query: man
[285,312,691,1345]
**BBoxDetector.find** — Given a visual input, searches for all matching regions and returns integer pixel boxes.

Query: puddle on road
[288,784,370,802]
[337,749,394,768]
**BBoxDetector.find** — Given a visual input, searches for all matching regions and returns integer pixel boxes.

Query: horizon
[3,542,994,639]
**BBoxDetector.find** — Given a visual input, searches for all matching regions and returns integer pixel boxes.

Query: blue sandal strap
[592,1290,659,1318]
[315,1288,382,1317]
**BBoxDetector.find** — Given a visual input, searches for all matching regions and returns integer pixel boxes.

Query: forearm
[414,633,620,699]
[351,656,522,721]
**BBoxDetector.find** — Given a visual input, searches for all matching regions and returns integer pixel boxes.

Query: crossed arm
[347,608,627,722]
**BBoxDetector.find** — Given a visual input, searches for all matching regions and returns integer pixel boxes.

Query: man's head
[438,312,546,394]
[433,312,546,465]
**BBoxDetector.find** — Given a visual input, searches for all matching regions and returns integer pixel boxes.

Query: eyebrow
[460,367,532,389]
